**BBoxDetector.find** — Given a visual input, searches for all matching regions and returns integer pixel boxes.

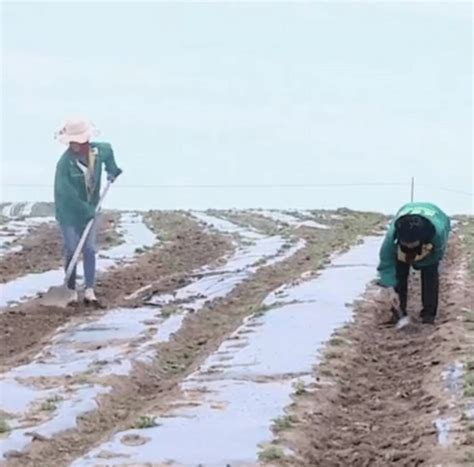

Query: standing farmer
[377,202,451,325]
[54,117,122,305]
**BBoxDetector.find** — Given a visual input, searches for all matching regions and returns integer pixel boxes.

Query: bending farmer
[376,202,451,325]
[54,117,122,305]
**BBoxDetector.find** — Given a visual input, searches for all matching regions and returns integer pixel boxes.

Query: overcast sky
[1,1,472,213]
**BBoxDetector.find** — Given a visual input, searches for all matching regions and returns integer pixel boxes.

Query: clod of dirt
[396,321,420,334]
[120,434,151,446]
[97,450,130,459]
[4,450,23,459]
[25,431,49,442]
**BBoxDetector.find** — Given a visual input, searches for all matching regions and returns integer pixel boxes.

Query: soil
[274,235,473,467]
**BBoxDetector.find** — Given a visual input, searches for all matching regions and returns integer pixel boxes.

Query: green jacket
[54,142,121,228]
[377,202,451,287]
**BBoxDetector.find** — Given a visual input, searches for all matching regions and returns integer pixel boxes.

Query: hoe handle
[64,180,112,284]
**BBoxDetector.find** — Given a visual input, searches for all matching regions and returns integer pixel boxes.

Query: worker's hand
[107,168,123,183]
[379,287,400,311]
[367,285,400,311]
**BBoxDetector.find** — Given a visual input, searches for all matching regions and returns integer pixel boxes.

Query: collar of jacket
[397,243,433,263]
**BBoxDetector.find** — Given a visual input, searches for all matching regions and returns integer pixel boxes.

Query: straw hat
[55,117,99,144]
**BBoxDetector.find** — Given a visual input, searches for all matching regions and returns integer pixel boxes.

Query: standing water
[72,236,383,466]
[0,213,303,459]
[0,213,157,307]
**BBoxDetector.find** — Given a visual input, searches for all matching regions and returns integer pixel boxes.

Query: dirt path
[0,213,231,371]
[274,235,472,466]
[0,213,120,283]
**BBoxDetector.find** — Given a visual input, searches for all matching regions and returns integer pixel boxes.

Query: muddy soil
[2,216,383,467]
[457,218,474,465]
[275,236,473,467]
[0,213,231,371]
[0,213,120,283]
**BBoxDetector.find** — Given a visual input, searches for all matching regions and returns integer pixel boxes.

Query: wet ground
[0,208,471,467]
[0,213,120,285]
[0,211,231,370]
[274,235,473,467]
[0,217,54,257]
[0,212,308,461]
[0,213,150,307]
[72,237,381,466]
[256,210,330,230]
[1,203,37,219]
[0,209,371,466]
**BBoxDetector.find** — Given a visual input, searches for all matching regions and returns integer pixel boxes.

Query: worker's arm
[96,142,123,181]
[430,221,450,264]
[377,223,398,288]
[417,211,451,267]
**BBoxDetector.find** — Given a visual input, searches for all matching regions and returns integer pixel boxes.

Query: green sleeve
[377,223,398,288]
[416,206,451,266]
[54,160,95,221]
[98,143,122,178]
[430,221,450,264]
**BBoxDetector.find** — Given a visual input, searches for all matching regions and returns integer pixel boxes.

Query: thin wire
[0,182,415,188]
[416,184,474,197]
[1,181,472,196]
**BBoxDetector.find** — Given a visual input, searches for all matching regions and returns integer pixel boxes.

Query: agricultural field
[0,203,472,466]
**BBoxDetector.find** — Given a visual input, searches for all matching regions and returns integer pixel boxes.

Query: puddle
[145,214,303,350]
[0,213,157,307]
[0,380,49,414]
[2,203,28,218]
[1,307,159,383]
[433,361,465,447]
[0,214,306,459]
[257,210,330,230]
[0,306,158,458]
[466,403,474,420]
[192,211,263,240]
[22,202,35,217]
[151,313,187,344]
[442,362,463,395]
[73,236,382,466]
[73,379,294,467]
[56,307,158,344]
[0,217,54,257]
[286,210,345,222]
[0,385,110,457]
[1,204,15,217]
[1,202,40,218]
[435,417,451,446]
[98,213,156,264]
[146,213,294,315]
[265,239,306,267]
[264,237,380,307]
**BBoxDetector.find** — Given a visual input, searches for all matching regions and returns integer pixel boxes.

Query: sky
[1,1,472,214]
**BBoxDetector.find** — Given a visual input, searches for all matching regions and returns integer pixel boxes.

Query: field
[0,203,472,467]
